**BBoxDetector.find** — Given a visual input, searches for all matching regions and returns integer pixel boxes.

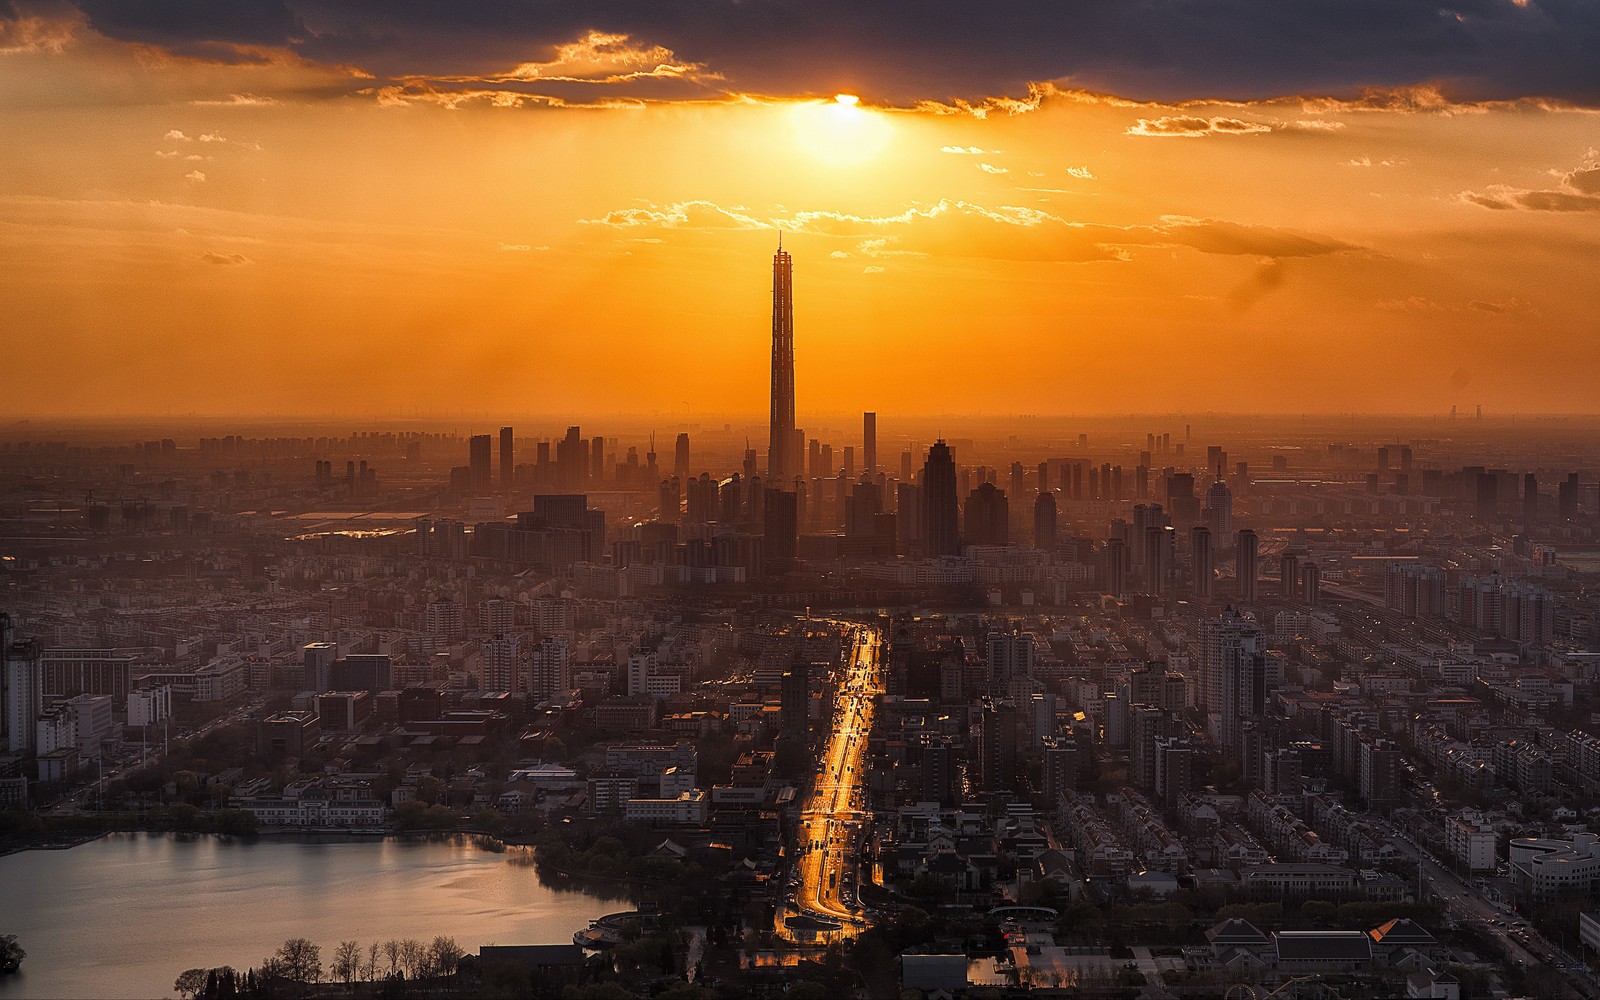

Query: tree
[275,938,323,984]
[0,936,24,974]
[787,982,832,1000]
[427,936,464,978]
[399,938,426,979]
[332,941,362,985]
[175,968,208,997]
[382,939,402,975]
[366,941,381,981]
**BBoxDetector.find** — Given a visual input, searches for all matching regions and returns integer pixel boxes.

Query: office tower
[481,634,520,694]
[528,637,570,701]
[821,444,833,477]
[1146,524,1171,595]
[1559,473,1579,520]
[1475,472,1498,521]
[304,641,338,693]
[1301,563,1320,605]
[1237,528,1259,601]
[896,482,924,553]
[673,433,690,480]
[468,434,493,492]
[499,426,514,490]
[1191,525,1214,600]
[900,450,913,483]
[590,436,604,483]
[1106,536,1128,598]
[860,411,877,475]
[921,440,961,556]
[763,490,798,566]
[556,426,585,488]
[963,483,1009,546]
[1524,473,1538,527]
[780,663,809,738]
[1033,491,1057,550]
[1205,479,1233,537]
[843,446,856,479]
[1036,461,1049,492]
[768,240,797,483]
[658,477,682,524]
[1280,552,1300,598]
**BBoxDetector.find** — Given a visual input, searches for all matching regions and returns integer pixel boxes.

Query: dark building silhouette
[768,241,797,483]
[1033,491,1057,550]
[1191,525,1213,600]
[964,483,1009,546]
[499,426,514,490]
[762,489,798,566]
[468,434,492,493]
[862,411,876,475]
[1237,528,1259,601]
[674,432,690,480]
[921,440,961,557]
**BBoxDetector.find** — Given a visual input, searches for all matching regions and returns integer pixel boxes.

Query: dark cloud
[15,0,1600,106]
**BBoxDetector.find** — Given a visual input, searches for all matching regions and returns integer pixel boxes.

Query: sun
[788,94,891,165]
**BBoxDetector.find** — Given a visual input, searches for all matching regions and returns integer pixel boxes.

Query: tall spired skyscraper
[768,240,797,483]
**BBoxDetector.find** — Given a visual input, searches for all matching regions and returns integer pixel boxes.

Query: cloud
[580,197,1357,266]
[498,243,532,251]
[1461,152,1600,211]
[580,199,766,230]
[200,250,249,265]
[184,170,205,182]
[45,1,1600,108]
[1127,115,1272,137]
[165,128,190,141]
[863,265,885,274]
[940,146,995,154]
[1065,166,1095,179]
[977,163,1008,174]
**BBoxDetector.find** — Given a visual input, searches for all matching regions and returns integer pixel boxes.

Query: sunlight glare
[789,95,891,166]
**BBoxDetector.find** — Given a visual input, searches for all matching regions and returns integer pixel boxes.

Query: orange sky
[2,16,1599,419]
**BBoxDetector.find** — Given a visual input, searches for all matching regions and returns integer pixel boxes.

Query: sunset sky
[3,1,1599,419]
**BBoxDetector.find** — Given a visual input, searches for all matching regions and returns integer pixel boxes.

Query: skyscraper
[1033,491,1058,550]
[921,439,960,556]
[499,426,514,490]
[863,411,877,475]
[674,432,690,480]
[1191,525,1214,600]
[768,241,797,483]
[963,483,1009,546]
[468,434,492,493]
[1237,528,1259,601]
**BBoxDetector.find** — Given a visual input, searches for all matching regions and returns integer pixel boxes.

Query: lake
[0,832,624,999]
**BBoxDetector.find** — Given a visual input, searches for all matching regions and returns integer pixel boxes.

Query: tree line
[175,935,466,998]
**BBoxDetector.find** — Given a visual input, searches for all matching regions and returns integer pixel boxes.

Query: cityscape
[4,3,1600,1000]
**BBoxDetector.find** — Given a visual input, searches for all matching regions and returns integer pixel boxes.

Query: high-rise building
[963,483,1009,546]
[1191,525,1214,600]
[481,634,520,694]
[674,433,690,480]
[768,241,797,483]
[979,700,1018,793]
[1237,528,1259,601]
[499,426,514,490]
[987,632,1035,689]
[1205,479,1233,537]
[1033,491,1057,550]
[763,490,798,566]
[303,641,338,693]
[921,440,960,556]
[1106,536,1128,598]
[780,664,809,738]
[1280,552,1300,598]
[468,434,493,493]
[4,634,42,754]
[528,637,570,701]
[556,426,585,488]
[862,411,877,475]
